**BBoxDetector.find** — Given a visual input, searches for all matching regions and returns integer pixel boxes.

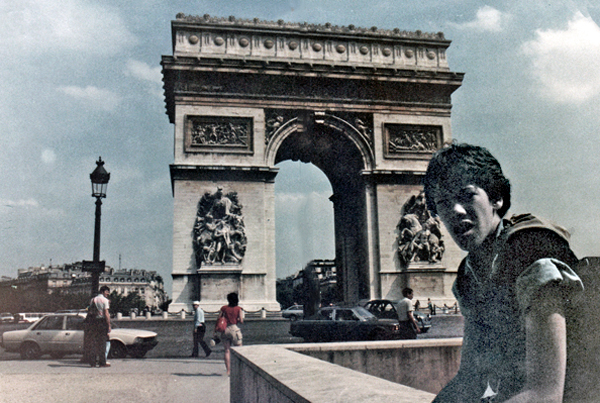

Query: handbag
[215,316,227,333]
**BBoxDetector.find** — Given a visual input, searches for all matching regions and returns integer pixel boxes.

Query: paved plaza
[0,357,229,403]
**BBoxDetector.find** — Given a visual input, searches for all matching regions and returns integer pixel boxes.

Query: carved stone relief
[193,187,247,267]
[185,116,253,154]
[396,191,444,266]
[384,124,441,157]
[264,109,373,146]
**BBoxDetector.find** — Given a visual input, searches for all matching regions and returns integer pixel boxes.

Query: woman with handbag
[216,292,244,376]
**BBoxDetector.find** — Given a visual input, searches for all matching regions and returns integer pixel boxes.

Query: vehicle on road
[0,312,14,323]
[281,305,304,321]
[0,312,158,359]
[289,306,404,342]
[362,299,432,333]
[16,313,49,323]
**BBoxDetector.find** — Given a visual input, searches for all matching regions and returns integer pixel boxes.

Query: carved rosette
[396,191,444,266]
[193,188,247,267]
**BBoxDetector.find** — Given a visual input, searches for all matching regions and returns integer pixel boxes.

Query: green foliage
[159,298,172,312]
[107,291,146,315]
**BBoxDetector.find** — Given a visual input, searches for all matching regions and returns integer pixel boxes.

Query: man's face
[102,289,110,298]
[434,184,502,253]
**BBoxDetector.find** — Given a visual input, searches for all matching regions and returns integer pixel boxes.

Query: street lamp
[83,157,110,297]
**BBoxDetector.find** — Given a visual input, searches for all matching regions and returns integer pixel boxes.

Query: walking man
[191,301,211,358]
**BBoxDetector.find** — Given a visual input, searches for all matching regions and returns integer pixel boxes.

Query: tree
[107,291,146,315]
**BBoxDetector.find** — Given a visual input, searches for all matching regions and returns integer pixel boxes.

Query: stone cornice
[170,14,456,73]
[174,13,447,42]
[170,164,279,194]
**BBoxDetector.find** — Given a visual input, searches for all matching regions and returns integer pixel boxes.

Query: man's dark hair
[423,142,511,217]
[99,285,110,294]
[402,287,413,297]
[227,292,239,307]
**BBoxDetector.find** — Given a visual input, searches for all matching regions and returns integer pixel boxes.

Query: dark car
[362,299,432,333]
[289,306,404,342]
[281,304,304,321]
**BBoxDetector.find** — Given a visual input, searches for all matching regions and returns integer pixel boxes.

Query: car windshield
[353,306,376,320]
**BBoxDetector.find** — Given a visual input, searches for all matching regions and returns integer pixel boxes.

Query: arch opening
[273,122,371,303]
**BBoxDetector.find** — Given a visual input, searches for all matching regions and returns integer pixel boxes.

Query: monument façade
[161,14,464,312]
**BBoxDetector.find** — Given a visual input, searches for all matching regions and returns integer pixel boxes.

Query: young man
[396,287,421,339]
[191,301,211,358]
[424,143,583,402]
[88,285,111,367]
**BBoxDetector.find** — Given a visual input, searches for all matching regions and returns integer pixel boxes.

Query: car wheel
[20,342,42,360]
[50,352,65,359]
[108,341,127,359]
[289,315,298,321]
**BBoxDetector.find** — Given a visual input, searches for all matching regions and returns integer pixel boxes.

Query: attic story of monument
[161,14,464,312]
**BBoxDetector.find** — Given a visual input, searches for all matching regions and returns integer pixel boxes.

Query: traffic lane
[0,315,463,360]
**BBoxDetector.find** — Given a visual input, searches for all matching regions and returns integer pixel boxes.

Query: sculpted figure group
[193,188,247,266]
[397,191,445,265]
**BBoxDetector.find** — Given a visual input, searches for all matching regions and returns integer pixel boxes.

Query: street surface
[0,315,463,402]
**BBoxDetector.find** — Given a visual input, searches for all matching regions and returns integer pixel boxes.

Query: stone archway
[162,14,464,312]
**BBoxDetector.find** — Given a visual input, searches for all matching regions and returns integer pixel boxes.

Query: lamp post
[83,157,110,297]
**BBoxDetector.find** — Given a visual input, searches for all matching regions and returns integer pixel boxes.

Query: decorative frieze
[184,115,253,154]
[172,14,450,71]
[383,124,441,158]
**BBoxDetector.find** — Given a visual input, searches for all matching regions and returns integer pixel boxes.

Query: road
[0,315,463,402]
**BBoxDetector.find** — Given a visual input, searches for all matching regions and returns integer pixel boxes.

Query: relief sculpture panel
[185,116,253,154]
[193,187,247,267]
[396,191,445,266]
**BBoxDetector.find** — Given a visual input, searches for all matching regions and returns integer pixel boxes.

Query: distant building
[277,259,339,308]
[0,263,168,310]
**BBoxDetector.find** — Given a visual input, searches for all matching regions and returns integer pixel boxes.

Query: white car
[0,313,158,359]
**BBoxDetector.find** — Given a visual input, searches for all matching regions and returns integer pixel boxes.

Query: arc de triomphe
[162,14,464,312]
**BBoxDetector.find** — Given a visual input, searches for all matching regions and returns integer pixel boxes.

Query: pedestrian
[191,301,211,358]
[424,142,583,402]
[88,285,112,367]
[396,287,421,339]
[427,298,436,315]
[217,292,243,376]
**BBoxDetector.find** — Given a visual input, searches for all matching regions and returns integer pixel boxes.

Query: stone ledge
[232,344,436,403]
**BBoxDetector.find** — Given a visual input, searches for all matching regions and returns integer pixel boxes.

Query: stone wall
[230,339,462,402]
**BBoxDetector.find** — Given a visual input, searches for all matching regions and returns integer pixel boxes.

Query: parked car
[0,313,158,359]
[362,299,432,333]
[289,306,405,342]
[0,312,14,323]
[16,312,50,323]
[281,305,304,321]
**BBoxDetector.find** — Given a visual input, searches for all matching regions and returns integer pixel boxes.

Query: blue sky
[1,1,600,294]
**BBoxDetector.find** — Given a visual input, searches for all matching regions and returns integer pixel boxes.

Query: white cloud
[125,60,163,85]
[521,13,600,104]
[2,199,39,208]
[0,0,137,57]
[41,149,56,164]
[58,85,122,111]
[452,6,506,32]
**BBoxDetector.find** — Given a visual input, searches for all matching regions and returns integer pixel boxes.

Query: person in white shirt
[88,286,111,367]
[396,287,421,339]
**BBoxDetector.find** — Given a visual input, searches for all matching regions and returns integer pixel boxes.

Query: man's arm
[104,308,111,333]
[407,311,421,334]
[504,290,566,403]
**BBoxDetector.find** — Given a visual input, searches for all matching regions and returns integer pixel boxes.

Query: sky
[1,1,600,296]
